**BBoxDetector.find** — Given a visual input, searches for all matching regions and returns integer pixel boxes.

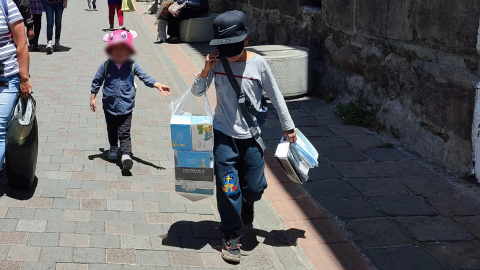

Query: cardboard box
[170,115,192,150]
[175,167,214,182]
[175,151,213,168]
[191,116,213,151]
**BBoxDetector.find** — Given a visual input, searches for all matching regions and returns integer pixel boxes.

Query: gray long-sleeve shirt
[191,53,295,139]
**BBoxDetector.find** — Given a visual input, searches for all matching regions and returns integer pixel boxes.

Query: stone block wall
[209,0,480,176]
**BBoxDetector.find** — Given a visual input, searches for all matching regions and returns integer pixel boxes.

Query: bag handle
[220,57,266,151]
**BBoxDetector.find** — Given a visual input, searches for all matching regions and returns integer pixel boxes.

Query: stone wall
[209,0,480,176]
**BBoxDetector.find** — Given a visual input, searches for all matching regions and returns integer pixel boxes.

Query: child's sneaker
[46,40,53,54]
[109,25,114,31]
[121,154,133,171]
[107,146,119,160]
[55,39,61,51]
[92,2,96,9]
[241,200,254,227]
[221,235,241,264]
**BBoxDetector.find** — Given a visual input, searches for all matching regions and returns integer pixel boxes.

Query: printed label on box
[170,115,192,150]
[191,116,213,151]
[175,151,213,168]
[175,167,214,182]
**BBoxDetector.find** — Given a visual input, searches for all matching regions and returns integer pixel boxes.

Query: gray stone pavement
[0,1,315,269]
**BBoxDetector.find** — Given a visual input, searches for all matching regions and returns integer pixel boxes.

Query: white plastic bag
[7,97,36,145]
[170,90,214,201]
[274,128,318,183]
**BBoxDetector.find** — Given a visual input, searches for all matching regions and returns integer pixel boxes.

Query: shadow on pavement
[88,148,166,174]
[161,220,305,252]
[28,45,72,53]
[0,176,37,200]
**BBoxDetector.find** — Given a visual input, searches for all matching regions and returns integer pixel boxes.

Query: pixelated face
[109,43,131,64]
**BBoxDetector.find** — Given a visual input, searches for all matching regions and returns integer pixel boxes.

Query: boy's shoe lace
[221,235,241,264]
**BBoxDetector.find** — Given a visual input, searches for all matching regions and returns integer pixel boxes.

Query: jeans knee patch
[221,172,239,195]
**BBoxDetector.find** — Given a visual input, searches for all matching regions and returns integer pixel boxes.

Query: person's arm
[90,63,105,112]
[192,50,217,96]
[133,63,171,96]
[11,20,31,98]
[261,64,297,142]
[13,0,33,39]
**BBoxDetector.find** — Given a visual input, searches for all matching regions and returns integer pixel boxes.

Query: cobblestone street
[1,0,480,269]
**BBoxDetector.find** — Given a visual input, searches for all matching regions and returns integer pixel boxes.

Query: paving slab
[426,194,480,216]
[366,245,444,270]
[346,218,413,247]
[425,242,480,270]
[348,178,410,196]
[320,197,383,220]
[370,195,438,216]
[395,216,474,241]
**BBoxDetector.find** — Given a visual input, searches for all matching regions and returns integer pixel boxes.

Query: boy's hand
[90,99,96,112]
[283,129,297,143]
[155,82,172,96]
[199,50,219,78]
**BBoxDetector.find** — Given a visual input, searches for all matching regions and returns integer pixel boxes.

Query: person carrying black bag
[165,0,209,43]
[190,10,297,264]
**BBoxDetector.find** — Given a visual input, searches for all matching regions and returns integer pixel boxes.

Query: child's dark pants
[214,129,267,237]
[104,110,132,156]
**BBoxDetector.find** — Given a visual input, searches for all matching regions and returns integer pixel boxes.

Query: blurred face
[226,37,249,62]
[109,44,131,64]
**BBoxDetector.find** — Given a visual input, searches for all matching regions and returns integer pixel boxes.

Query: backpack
[104,60,137,90]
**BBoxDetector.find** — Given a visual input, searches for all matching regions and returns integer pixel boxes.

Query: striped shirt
[0,0,22,78]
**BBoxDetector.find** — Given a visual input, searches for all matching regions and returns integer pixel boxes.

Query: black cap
[210,10,249,46]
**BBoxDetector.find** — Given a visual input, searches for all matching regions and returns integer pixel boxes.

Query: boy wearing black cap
[191,10,297,264]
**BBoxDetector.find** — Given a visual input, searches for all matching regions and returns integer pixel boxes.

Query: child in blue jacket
[90,29,171,171]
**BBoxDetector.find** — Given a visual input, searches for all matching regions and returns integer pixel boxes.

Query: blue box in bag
[175,151,213,168]
[170,115,192,150]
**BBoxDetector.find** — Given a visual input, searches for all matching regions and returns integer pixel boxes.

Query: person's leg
[43,2,54,41]
[117,112,132,157]
[238,138,267,226]
[213,129,242,263]
[0,76,20,171]
[116,4,124,27]
[166,9,201,41]
[87,0,92,9]
[108,4,115,28]
[104,110,121,160]
[92,0,96,9]
[53,2,64,44]
[117,112,133,170]
[32,14,42,48]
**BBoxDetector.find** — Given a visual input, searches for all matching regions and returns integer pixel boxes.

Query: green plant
[335,101,375,127]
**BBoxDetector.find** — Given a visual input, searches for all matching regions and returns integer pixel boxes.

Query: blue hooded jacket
[91,60,158,116]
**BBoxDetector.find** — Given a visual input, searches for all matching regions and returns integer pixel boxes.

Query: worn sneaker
[121,154,133,171]
[109,25,114,31]
[92,2,96,9]
[120,26,126,30]
[241,200,255,227]
[107,146,119,160]
[222,235,241,264]
[46,40,53,54]
[54,39,61,51]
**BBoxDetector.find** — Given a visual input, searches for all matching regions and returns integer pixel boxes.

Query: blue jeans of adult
[0,75,20,171]
[213,129,267,237]
[43,1,64,41]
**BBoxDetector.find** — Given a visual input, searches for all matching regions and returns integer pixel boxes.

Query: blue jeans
[43,1,64,41]
[0,75,19,171]
[213,129,267,237]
